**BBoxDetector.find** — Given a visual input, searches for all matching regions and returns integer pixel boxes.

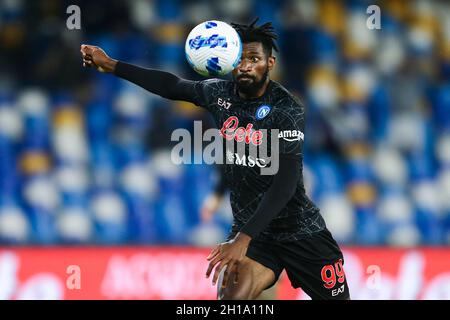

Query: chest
[211,98,276,141]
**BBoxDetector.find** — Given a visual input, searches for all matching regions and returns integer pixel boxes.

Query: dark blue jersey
[191,78,326,241]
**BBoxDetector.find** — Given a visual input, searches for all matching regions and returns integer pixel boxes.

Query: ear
[268,56,276,71]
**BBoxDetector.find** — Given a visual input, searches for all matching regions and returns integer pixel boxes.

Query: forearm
[113,61,197,103]
[239,154,300,239]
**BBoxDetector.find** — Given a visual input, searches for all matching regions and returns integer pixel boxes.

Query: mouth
[238,75,254,81]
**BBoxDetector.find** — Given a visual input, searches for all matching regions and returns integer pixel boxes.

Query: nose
[238,59,252,73]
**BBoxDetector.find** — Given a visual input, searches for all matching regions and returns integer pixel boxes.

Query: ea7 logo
[332,284,345,297]
[217,98,232,109]
[278,130,304,141]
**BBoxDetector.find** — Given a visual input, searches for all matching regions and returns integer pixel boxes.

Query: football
[185,20,242,77]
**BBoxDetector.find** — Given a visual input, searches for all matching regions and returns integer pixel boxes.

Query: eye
[251,57,259,63]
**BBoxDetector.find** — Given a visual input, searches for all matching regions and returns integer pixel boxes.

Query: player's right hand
[80,44,117,73]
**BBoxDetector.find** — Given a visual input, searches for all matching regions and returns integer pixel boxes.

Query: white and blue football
[185,20,242,77]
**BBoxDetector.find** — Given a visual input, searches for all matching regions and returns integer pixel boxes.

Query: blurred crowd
[0,0,449,246]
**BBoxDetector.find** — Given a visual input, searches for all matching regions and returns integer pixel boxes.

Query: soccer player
[80,19,350,300]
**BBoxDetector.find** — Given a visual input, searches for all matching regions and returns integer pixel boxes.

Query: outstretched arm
[80,44,198,104]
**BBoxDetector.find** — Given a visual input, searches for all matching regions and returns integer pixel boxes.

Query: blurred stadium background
[0,0,449,299]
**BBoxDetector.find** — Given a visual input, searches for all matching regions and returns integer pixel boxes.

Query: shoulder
[270,81,305,116]
[193,78,232,106]
[197,78,232,90]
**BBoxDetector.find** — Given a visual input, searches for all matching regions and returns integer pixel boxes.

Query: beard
[235,67,269,97]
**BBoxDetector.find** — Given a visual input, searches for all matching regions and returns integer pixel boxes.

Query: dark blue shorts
[246,228,350,300]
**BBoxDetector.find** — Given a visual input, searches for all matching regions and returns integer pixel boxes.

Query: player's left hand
[205,232,251,288]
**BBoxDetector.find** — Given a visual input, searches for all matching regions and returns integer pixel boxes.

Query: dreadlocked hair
[231,18,279,57]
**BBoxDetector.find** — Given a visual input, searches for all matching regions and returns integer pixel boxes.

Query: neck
[238,78,271,100]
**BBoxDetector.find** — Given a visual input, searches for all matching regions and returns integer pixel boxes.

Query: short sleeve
[275,99,305,156]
